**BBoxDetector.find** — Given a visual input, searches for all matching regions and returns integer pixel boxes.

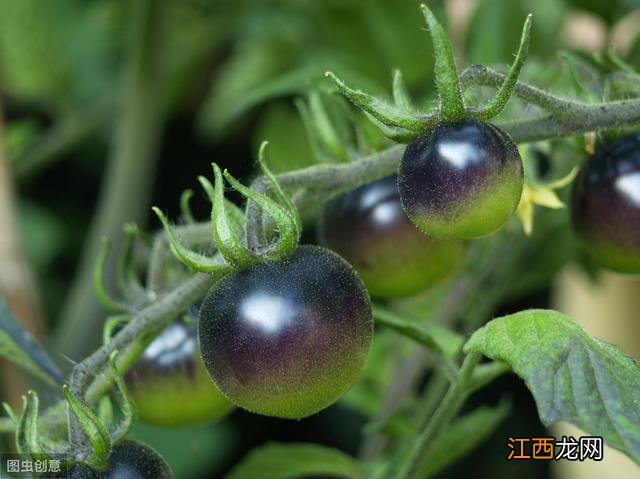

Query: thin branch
[72,270,219,404]
[460,64,584,115]
[394,353,481,479]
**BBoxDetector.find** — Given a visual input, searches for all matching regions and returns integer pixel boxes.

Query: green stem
[373,306,458,381]
[54,0,169,359]
[416,370,450,428]
[245,144,404,251]
[70,271,219,405]
[460,64,584,116]
[394,353,481,479]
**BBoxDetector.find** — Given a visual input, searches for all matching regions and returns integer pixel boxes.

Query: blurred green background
[0,0,639,477]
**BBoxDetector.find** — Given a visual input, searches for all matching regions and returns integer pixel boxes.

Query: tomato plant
[0,1,639,478]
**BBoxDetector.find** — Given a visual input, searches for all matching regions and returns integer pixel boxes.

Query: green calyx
[93,223,148,312]
[107,351,137,442]
[295,91,351,163]
[420,4,464,121]
[93,237,127,313]
[116,223,146,302]
[16,391,43,457]
[153,141,300,275]
[327,4,533,140]
[63,385,111,468]
[61,354,135,468]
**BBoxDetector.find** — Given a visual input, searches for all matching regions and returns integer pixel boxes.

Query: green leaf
[464,309,640,464]
[391,69,414,113]
[419,401,511,478]
[179,189,196,225]
[470,14,532,121]
[0,298,64,385]
[116,223,146,301]
[226,442,364,479]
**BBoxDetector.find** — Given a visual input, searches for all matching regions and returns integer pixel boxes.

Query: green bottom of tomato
[130,359,234,426]
[355,235,463,298]
[578,237,640,274]
[399,119,524,240]
[406,174,522,240]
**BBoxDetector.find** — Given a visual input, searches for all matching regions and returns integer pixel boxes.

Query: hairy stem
[460,64,583,114]
[71,270,220,404]
[357,235,510,460]
[54,0,169,359]
[246,144,404,251]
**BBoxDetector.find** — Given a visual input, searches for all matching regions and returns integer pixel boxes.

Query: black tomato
[570,133,640,273]
[63,440,171,478]
[318,175,464,298]
[398,118,524,239]
[198,245,373,419]
[125,321,233,426]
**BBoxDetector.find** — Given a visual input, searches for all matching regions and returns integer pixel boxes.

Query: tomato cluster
[571,133,640,274]
[194,119,525,419]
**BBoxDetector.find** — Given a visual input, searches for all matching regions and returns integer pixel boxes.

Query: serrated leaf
[0,298,64,385]
[226,442,364,479]
[419,401,511,478]
[464,309,640,464]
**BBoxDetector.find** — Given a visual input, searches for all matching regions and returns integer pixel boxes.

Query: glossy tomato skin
[198,245,373,419]
[570,133,640,273]
[63,440,172,478]
[125,321,233,426]
[318,175,464,298]
[398,119,523,239]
